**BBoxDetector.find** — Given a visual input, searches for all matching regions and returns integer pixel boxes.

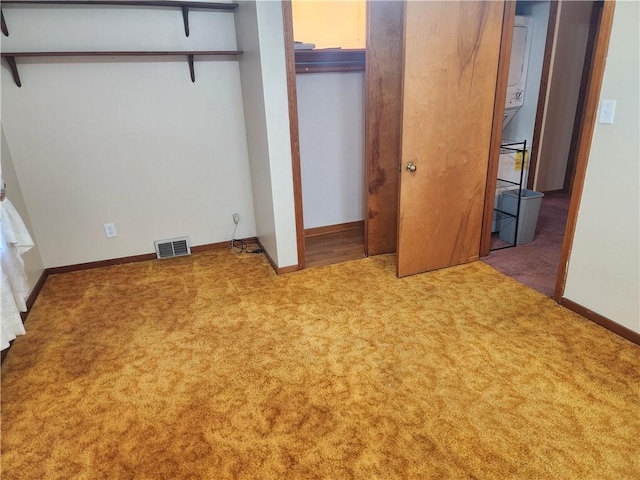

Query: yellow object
[515,150,528,171]
[292,0,366,49]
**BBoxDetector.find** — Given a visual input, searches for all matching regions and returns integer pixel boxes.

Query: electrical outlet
[232,213,240,224]
[103,223,117,238]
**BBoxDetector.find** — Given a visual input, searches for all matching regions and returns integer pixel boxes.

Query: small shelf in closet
[1,50,243,86]
[295,49,365,74]
[491,140,527,251]
[0,1,239,38]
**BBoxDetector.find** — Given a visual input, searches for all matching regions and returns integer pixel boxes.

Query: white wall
[564,1,640,334]
[1,3,256,267]
[1,126,45,290]
[235,1,277,261]
[535,0,593,192]
[235,0,298,268]
[297,72,364,229]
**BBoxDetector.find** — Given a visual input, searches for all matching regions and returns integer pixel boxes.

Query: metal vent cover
[154,237,191,259]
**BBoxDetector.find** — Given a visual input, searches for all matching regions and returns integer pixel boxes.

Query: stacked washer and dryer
[504,16,534,130]
[492,15,534,234]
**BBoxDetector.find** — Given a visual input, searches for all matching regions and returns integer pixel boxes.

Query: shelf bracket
[5,56,21,87]
[182,6,190,37]
[187,54,195,83]
[1,10,8,37]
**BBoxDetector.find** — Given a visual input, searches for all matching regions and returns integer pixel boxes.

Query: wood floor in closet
[304,224,365,268]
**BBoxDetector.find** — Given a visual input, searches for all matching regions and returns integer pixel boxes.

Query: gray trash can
[498,189,544,245]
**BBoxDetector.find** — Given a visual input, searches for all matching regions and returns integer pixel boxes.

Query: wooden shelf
[1,50,243,86]
[1,1,239,37]
[1,50,242,57]
[1,1,238,7]
[295,49,365,74]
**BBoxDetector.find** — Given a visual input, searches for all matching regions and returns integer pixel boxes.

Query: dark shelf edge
[296,62,365,74]
[1,11,8,36]
[2,50,243,87]
[1,1,238,11]
[493,209,517,218]
[496,178,520,186]
[1,1,238,37]
[294,49,365,74]
[1,51,243,57]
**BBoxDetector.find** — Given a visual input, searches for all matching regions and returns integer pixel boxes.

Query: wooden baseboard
[1,343,11,363]
[277,264,300,274]
[47,253,157,275]
[542,189,567,196]
[46,237,258,275]
[2,269,50,364]
[190,237,257,253]
[304,221,364,239]
[561,298,640,345]
[23,269,49,315]
[257,240,299,275]
[1,236,261,365]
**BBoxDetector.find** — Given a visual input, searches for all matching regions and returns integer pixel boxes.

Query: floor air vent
[154,237,191,259]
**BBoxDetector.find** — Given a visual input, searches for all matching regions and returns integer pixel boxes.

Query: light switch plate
[103,223,117,238]
[598,99,616,124]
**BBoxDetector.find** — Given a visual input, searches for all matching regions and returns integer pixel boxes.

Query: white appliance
[503,16,533,128]
[493,17,535,234]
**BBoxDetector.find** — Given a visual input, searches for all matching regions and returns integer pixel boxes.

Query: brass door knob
[406,162,417,173]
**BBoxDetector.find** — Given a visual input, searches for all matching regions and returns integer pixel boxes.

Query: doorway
[288,0,367,268]
[283,0,614,288]
[481,0,611,300]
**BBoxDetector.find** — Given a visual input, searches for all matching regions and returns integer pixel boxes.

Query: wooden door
[397,0,505,277]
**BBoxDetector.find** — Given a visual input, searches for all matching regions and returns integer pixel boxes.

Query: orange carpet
[2,250,639,479]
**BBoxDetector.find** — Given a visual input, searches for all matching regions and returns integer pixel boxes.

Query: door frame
[364,0,404,257]
[282,0,371,268]
[479,0,517,257]
[525,0,560,192]
[554,0,614,301]
[282,0,306,270]
[562,1,603,194]
[480,0,615,302]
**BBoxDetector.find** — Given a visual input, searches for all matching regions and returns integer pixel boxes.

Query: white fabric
[1,197,35,350]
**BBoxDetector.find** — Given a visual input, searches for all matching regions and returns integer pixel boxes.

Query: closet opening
[287,0,367,269]
[482,0,607,298]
